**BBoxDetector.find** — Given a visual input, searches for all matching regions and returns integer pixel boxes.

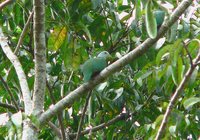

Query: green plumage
[80,51,110,82]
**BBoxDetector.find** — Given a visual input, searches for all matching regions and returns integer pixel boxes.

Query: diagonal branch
[0,0,13,11]
[0,28,32,115]
[48,122,62,139]
[0,102,18,111]
[75,91,92,140]
[182,41,193,66]
[39,0,193,125]
[155,48,200,140]
[70,112,129,138]
[0,75,19,111]
[68,88,154,138]
[14,10,34,55]
[46,81,68,140]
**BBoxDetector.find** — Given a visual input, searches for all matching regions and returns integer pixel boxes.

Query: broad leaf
[145,0,157,39]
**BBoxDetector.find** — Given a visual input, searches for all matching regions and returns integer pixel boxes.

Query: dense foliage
[0,0,199,139]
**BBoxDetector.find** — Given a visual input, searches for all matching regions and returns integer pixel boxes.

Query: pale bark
[0,28,32,114]
[22,120,37,139]
[32,0,46,115]
[39,0,193,125]
[23,0,46,139]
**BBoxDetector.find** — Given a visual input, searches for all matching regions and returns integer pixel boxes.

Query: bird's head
[97,51,111,60]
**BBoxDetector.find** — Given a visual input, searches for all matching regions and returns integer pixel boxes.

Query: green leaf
[135,0,141,20]
[13,4,22,25]
[8,125,15,140]
[156,45,171,65]
[118,5,131,11]
[183,97,200,109]
[188,67,199,86]
[61,37,88,70]
[171,65,178,85]
[77,22,92,44]
[167,21,178,42]
[177,57,184,84]
[187,39,200,58]
[11,112,22,128]
[154,37,166,49]
[48,26,67,51]
[169,125,176,137]
[28,114,40,128]
[145,0,157,39]
[91,0,103,9]
[140,70,152,79]
[137,77,143,87]
[179,20,190,38]
[113,87,123,101]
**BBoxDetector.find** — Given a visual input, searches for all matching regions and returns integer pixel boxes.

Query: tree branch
[70,89,154,138]
[46,81,68,140]
[32,0,46,115]
[0,0,13,11]
[182,41,193,66]
[155,47,200,140]
[0,75,19,111]
[70,112,129,138]
[39,0,193,125]
[0,102,17,111]
[0,28,32,115]
[48,122,62,139]
[75,91,92,140]
[14,10,34,55]
[194,61,200,66]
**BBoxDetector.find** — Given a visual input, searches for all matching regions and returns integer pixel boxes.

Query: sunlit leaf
[183,97,200,109]
[169,125,176,137]
[188,66,199,86]
[187,39,200,58]
[145,0,157,39]
[11,112,22,128]
[156,45,171,65]
[167,21,178,43]
[48,26,67,51]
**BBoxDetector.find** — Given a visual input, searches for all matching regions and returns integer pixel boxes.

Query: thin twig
[0,28,32,114]
[0,75,19,111]
[0,0,13,11]
[67,71,74,83]
[14,10,34,55]
[182,41,193,66]
[194,61,200,66]
[70,90,155,138]
[155,49,200,140]
[46,81,67,140]
[48,122,62,139]
[0,102,18,111]
[108,7,135,53]
[70,112,128,138]
[75,91,92,140]
[108,29,130,53]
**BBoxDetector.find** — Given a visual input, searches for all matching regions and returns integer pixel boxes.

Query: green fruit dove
[80,51,111,82]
